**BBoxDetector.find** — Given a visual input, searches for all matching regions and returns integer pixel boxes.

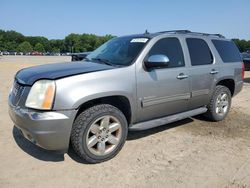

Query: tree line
[233,39,250,52]
[0,29,114,53]
[0,29,250,53]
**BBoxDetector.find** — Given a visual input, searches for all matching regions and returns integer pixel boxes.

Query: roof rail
[158,30,191,34]
[158,30,225,38]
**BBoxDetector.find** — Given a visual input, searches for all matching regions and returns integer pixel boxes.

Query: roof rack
[157,30,225,38]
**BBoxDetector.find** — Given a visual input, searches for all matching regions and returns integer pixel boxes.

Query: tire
[71,104,128,163]
[204,85,232,121]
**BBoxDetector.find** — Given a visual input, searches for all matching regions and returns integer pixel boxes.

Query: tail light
[242,62,245,80]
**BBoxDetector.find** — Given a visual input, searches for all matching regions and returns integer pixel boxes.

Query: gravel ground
[0,56,250,188]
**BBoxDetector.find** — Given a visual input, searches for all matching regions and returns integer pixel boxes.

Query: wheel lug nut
[106,130,109,133]
[103,128,106,131]
[98,136,101,139]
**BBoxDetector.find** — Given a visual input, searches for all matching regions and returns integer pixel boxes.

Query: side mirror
[144,55,170,70]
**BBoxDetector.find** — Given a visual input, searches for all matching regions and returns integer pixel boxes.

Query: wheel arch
[216,78,235,96]
[75,95,133,126]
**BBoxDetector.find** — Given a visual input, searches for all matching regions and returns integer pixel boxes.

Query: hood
[15,61,114,85]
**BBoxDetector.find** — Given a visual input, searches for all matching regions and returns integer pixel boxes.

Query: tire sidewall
[210,86,232,121]
[74,105,128,162]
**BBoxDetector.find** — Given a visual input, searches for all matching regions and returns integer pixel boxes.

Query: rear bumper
[9,102,77,152]
[234,80,244,97]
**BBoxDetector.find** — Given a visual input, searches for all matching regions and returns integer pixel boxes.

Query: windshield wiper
[91,58,115,66]
[83,57,91,61]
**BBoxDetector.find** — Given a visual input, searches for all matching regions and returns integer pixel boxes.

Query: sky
[0,0,250,40]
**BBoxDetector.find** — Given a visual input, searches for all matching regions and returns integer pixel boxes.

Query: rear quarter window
[212,40,241,63]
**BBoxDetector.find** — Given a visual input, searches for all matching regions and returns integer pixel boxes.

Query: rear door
[185,37,220,109]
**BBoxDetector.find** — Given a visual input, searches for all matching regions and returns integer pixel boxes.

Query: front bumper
[9,102,77,153]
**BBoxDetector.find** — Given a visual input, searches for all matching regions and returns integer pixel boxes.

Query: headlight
[25,80,56,110]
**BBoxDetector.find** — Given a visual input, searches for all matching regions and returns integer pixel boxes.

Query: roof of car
[124,30,227,40]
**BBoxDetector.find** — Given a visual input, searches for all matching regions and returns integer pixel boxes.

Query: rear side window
[186,38,213,66]
[148,38,185,68]
[212,40,241,63]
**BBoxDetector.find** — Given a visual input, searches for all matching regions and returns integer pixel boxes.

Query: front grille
[11,81,25,106]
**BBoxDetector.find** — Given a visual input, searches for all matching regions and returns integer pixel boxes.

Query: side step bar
[129,107,207,131]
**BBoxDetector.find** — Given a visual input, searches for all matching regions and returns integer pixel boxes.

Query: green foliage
[232,39,250,52]
[64,33,113,53]
[0,29,115,53]
[17,41,33,53]
[34,43,45,52]
[3,29,250,53]
[0,30,25,51]
[50,39,66,53]
[51,47,60,53]
[2,29,250,54]
[26,36,50,52]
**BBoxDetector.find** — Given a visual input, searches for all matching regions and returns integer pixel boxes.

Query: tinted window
[212,40,241,63]
[186,38,213,66]
[148,38,185,68]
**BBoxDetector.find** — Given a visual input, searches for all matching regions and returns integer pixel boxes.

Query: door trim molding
[191,89,210,97]
[142,93,191,107]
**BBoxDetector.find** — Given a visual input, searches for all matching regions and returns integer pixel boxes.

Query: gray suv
[9,30,244,163]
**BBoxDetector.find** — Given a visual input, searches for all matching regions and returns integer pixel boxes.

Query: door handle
[210,69,219,74]
[177,73,189,79]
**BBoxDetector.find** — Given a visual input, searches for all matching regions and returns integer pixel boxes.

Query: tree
[233,39,250,52]
[17,41,33,53]
[26,36,50,51]
[34,43,45,52]
[5,28,250,53]
[50,39,65,53]
[64,33,81,53]
[0,29,116,53]
[52,47,60,53]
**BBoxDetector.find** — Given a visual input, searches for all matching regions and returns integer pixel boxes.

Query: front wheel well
[216,79,235,96]
[76,96,132,125]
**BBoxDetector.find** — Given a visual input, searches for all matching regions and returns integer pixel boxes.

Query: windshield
[86,36,149,66]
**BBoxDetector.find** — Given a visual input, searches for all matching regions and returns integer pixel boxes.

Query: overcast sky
[1,0,249,39]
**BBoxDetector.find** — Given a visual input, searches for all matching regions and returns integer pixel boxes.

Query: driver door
[136,37,191,122]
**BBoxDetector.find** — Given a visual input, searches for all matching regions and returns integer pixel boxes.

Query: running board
[129,107,207,131]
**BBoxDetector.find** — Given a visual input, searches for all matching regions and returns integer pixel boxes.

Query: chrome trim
[210,70,219,74]
[177,74,189,79]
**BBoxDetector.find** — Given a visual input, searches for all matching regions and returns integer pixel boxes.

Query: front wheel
[204,85,232,121]
[71,104,128,163]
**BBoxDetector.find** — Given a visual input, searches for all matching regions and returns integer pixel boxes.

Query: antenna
[144,30,149,34]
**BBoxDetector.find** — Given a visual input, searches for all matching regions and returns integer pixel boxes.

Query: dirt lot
[0,56,250,188]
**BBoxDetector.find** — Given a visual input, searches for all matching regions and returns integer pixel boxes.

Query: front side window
[148,38,185,68]
[86,36,149,66]
[186,38,213,66]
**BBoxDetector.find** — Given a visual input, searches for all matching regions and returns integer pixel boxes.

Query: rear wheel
[204,85,231,121]
[71,104,128,163]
